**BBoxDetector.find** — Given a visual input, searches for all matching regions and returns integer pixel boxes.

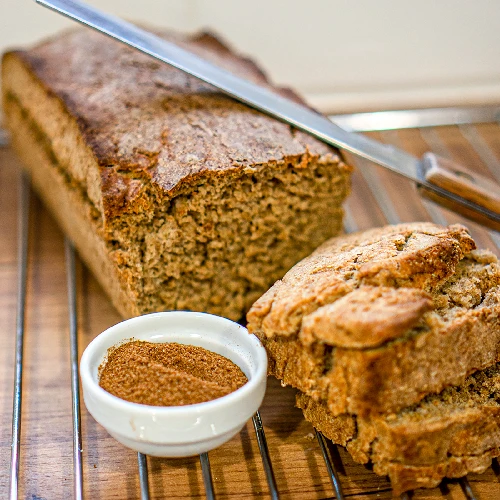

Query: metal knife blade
[35,0,500,229]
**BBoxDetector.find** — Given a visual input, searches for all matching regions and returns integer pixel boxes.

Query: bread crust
[3,29,339,220]
[2,28,352,320]
[247,223,500,415]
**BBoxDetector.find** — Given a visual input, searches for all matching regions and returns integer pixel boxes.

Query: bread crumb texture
[247,222,500,416]
[1,28,352,320]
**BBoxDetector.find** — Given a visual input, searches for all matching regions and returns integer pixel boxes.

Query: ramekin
[80,311,267,457]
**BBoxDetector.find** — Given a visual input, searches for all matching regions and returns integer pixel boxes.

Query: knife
[35,0,500,231]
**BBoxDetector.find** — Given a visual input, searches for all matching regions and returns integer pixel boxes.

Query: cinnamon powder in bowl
[98,341,248,406]
[79,311,267,457]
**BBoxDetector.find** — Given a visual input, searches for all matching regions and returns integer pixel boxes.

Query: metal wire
[353,158,402,225]
[355,158,402,225]
[8,172,30,500]
[456,124,500,248]
[315,430,344,500]
[252,411,279,500]
[65,240,84,500]
[459,477,478,500]
[137,453,150,500]
[420,198,450,227]
[458,124,500,182]
[376,129,451,227]
[200,453,215,500]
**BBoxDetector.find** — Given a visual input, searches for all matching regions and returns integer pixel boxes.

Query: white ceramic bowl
[80,311,267,457]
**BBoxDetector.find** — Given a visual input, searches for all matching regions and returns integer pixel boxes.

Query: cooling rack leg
[315,430,344,500]
[9,172,30,500]
[252,411,279,500]
[138,453,150,500]
[65,240,84,500]
[200,452,215,500]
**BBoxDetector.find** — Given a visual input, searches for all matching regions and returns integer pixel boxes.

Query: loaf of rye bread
[1,28,351,320]
[247,222,500,416]
[296,364,500,494]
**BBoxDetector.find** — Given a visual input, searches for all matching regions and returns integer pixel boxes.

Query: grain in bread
[1,28,352,320]
[247,222,500,415]
[296,363,500,494]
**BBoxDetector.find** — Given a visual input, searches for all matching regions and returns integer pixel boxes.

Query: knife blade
[35,0,500,230]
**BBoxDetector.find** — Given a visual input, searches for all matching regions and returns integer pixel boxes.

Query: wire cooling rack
[3,105,500,499]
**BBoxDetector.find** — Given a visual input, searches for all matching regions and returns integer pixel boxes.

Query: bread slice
[247,222,500,415]
[296,363,500,494]
[2,28,351,320]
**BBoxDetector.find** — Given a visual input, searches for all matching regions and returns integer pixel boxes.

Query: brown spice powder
[98,341,248,406]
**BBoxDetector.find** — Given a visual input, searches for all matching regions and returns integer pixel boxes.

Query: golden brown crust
[301,286,434,348]
[247,224,500,415]
[6,28,338,220]
[296,363,500,494]
[247,222,475,338]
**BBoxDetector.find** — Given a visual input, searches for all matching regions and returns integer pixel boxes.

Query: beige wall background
[2,0,500,112]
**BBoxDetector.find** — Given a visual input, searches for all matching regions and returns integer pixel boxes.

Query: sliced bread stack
[247,222,500,493]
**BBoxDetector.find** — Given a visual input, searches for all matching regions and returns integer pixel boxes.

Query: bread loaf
[247,222,500,415]
[2,28,352,320]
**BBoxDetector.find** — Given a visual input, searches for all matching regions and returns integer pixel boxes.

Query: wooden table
[1,122,500,499]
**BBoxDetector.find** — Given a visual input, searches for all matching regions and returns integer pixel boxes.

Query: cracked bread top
[247,222,487,346]
[5,28,344,218]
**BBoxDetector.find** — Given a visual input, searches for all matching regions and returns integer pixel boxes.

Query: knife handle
[418,152,500,231]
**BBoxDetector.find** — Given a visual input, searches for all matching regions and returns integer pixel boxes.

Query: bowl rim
[80,310,268,417]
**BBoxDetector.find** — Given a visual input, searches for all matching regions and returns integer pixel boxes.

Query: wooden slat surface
[1,123,500,499]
